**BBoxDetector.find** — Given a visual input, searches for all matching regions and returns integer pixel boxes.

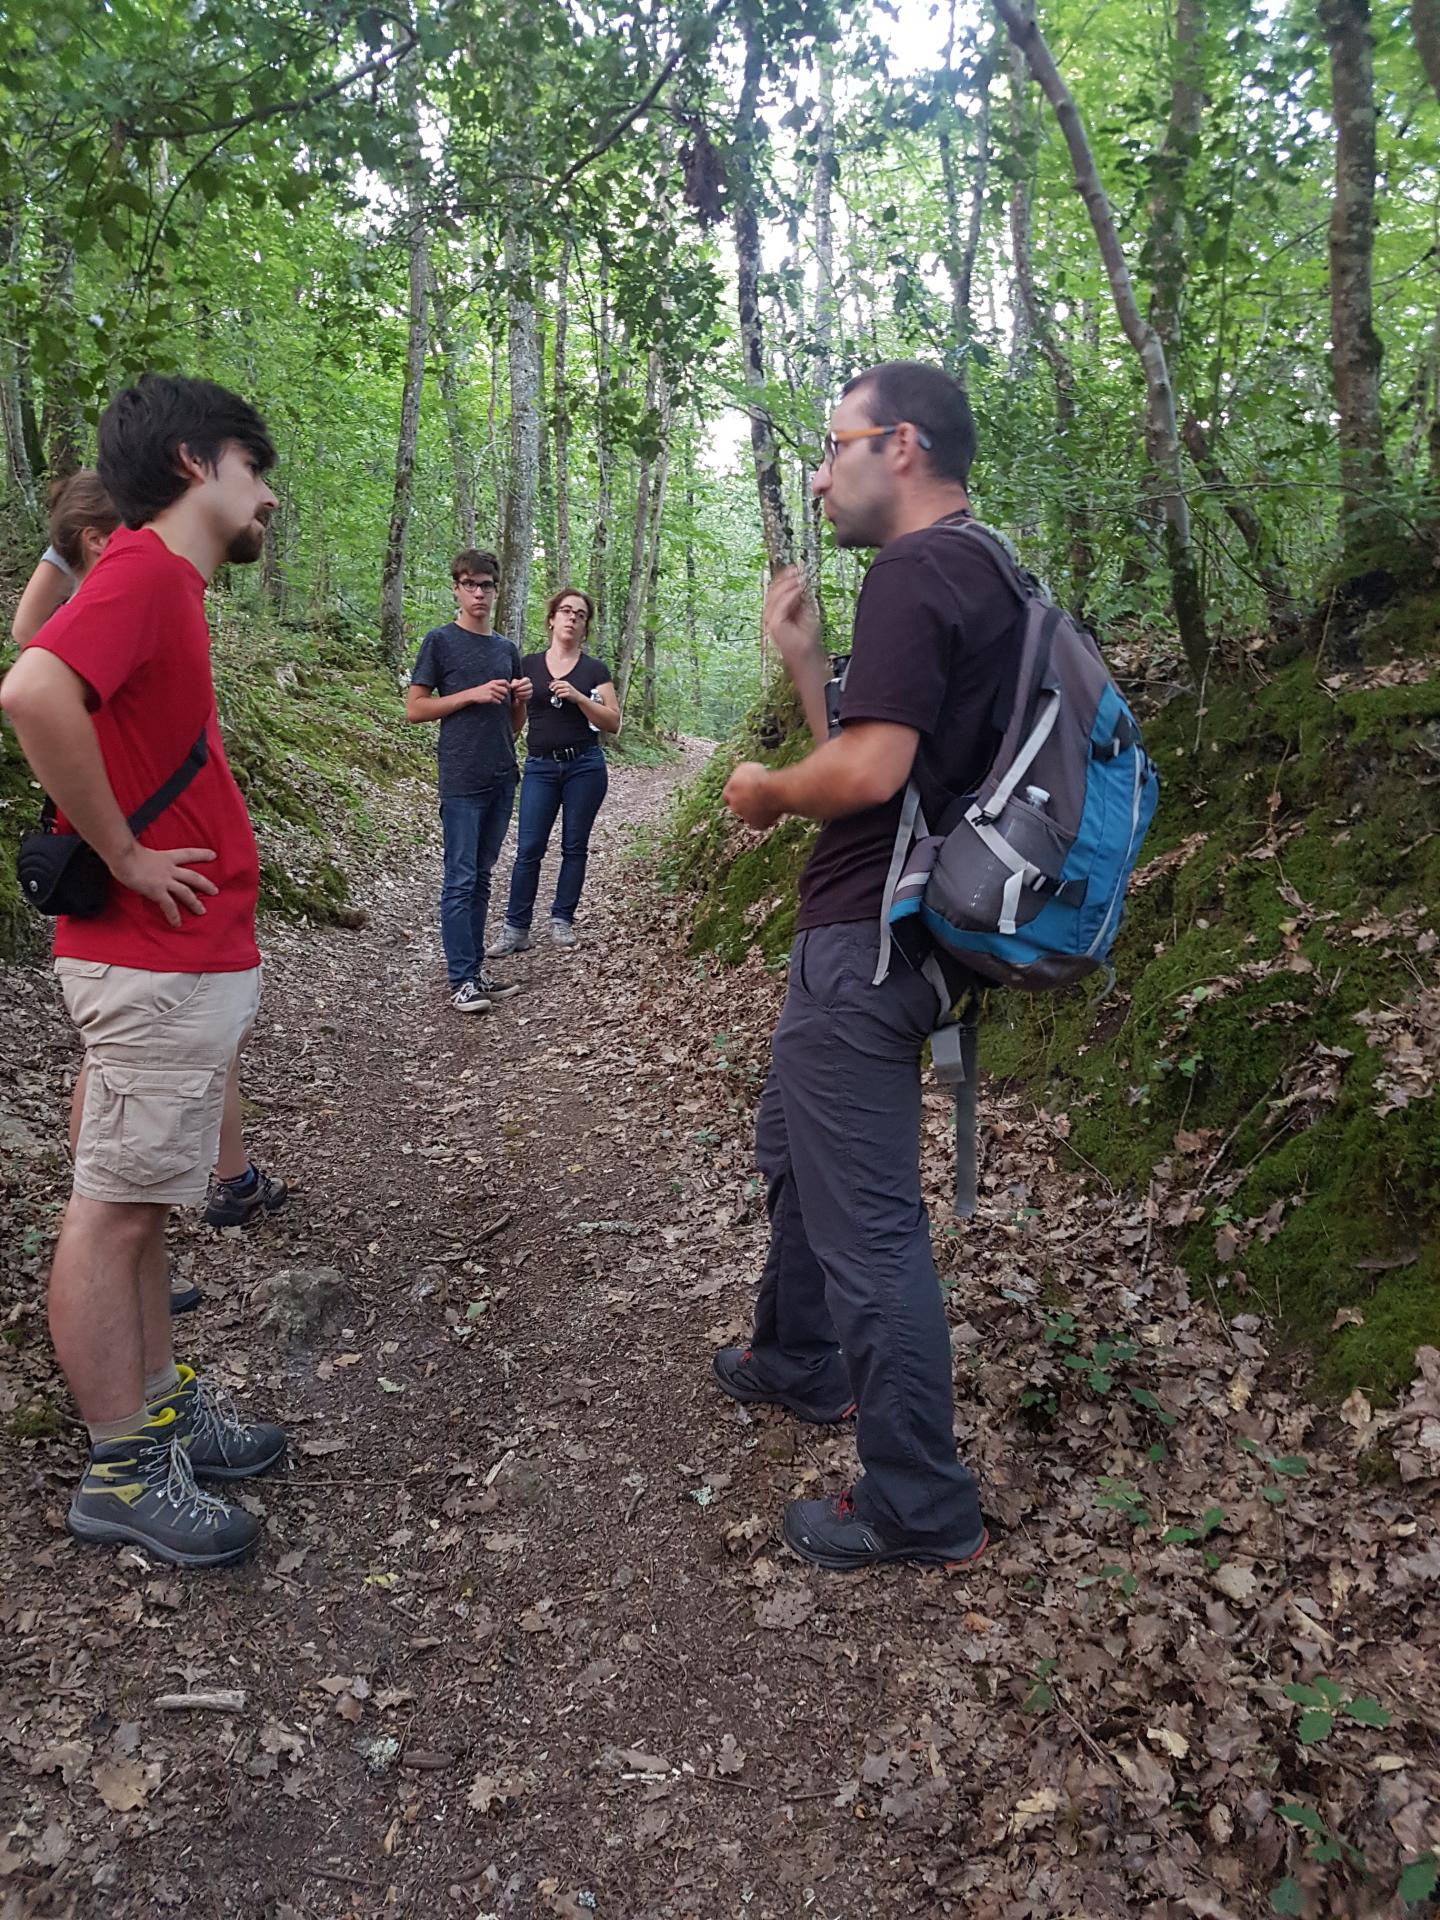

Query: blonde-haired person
[489,586,619,954]
[11,470,287,1313]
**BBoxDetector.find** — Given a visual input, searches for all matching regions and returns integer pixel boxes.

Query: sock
[225,1163,259,1195]
[144,1363,181,1403]
[87,1408,148,1448]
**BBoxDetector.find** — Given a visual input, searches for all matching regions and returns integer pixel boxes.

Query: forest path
[1,747,1436,1920]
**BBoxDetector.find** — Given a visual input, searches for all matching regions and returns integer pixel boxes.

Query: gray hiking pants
[750,922,983,1545]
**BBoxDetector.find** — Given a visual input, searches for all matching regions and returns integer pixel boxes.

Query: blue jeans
[439,784,516,986]
[504,746,608,930]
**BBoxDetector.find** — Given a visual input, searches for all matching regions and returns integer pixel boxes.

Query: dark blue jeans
[504,745,608,930]
[439,783,516,986]
[749,922,983,1547]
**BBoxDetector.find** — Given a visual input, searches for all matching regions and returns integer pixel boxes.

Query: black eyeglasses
[456,577,498,592]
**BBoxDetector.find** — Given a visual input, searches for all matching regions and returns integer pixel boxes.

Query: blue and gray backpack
[870,520,1160,1212]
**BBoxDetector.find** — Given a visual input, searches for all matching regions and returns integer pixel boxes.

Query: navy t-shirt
[410,623,522,799]
[796,522,1023,930]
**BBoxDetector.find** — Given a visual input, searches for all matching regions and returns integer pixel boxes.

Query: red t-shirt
[30,527,260,973]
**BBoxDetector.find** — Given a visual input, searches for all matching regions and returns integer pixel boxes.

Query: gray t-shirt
[410,623,523,799]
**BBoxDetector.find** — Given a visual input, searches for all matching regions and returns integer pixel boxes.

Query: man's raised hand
[510,677,533,704]
[110,843,218,928]
[763,567,822,670]
[472,678,513,705]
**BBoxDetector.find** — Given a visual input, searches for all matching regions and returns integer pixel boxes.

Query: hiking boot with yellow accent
[67,1408,261,1568]
[158,1365,287,1481]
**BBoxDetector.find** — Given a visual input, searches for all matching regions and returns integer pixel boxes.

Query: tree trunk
[497,218,541,646]
[378,82,428,676]
[1,206,36,512]
[553,237,572,586]
[427,261,476,548]
[1006,26,1094,601]
[684,445,702,720]
[1320,0,1387,564]
[587,261,616,653]
[993,0,1207,682]
[1413,0,1440,113]
[615,352,663,709]
[938,5,995,385]
[734,10,793,577]
[40,217,82,482]
[536,305,558,601]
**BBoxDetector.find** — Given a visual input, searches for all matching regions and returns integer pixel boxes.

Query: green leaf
[1312,1676,1345,1707]
[1399,1855,1438,1906]
[1296,1709,1334,1746]
[1343,1695,1391,1728]
[1271,1454,1310,1478]
[1278,1802,1326,1835]
[1283,1683,1326,1708]
[1269,1878,1304,1916]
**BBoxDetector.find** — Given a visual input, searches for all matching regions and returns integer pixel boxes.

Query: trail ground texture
[0,749,1436,1920]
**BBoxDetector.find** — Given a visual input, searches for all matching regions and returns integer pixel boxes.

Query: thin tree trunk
[734,9,793,577]
[1,205,36,511]
[40,217,82,482]
[1320,0,1387,564]
[615,352,662,708]
[1413,0,1440,120]
[498,218,541,646]
[993,0,1207,682]
[536,305,558,600]
[553,237,572,586]
[378,79,428,675]
[587,261,615,653]
[938,4,995,384]
[427,261,476,548]
[1006,27,1093,601]
[684,444,702,719]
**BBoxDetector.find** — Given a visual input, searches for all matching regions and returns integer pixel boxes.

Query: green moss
[9,1398,65,1441]
[668,644,1440,1402]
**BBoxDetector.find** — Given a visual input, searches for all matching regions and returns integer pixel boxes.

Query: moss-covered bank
[660,641,1440,1401]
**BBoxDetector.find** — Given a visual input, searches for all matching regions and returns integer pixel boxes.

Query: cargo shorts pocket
[84,1064,220,1187]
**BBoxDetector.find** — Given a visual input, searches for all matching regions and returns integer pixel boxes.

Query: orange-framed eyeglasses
[820,423,933,466]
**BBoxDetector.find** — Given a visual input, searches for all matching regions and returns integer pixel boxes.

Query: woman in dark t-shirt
[489,587,620,952]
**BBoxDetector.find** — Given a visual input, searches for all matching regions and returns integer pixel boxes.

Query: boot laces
[148,1435,231,1520]
[193,1378,252,1455]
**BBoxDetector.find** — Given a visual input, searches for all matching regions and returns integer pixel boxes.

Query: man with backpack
[0,374,289,1568]
[714,361,1018,1572]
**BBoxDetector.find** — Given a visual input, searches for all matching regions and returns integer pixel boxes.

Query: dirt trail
[1,749,1436,1920]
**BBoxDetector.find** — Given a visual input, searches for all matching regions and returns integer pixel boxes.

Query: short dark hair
[96,374,275,529]
[451,548,500,581]
[841,361,977,486]
[545,585,594,632]
[47,469,119,572]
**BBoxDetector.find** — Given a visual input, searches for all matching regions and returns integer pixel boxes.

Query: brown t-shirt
[795,520,1023,931]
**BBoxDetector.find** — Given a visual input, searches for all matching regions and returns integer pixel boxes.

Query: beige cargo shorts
[56,961,262,1206]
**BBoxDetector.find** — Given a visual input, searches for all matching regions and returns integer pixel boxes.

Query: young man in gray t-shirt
[405,548,532,1012]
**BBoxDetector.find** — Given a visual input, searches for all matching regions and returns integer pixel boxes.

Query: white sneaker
[451,980,491,1014]
[486,925,530,957]
[549,920,577,948]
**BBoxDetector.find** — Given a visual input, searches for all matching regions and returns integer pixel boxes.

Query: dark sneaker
[549,919,576,948]
[451,980,491,1015]
[712,1346,855,1425]
[67,1407,261,1568]
[169,1274,203,1315]
[783,1489,988,1573]
[475,969,521,1000]
[203,1165,288,1230]
[486,925,530,957]
[159,1364,287,1481]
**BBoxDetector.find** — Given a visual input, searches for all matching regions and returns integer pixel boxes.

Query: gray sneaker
[486,925,530,957]
[549,920,577,947]
[67,1407,261,1568]
[452,980,491,1014]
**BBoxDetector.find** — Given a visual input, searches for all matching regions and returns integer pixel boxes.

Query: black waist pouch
[14,727,210,920]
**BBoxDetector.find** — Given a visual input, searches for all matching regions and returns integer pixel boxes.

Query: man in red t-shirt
[0,374,290,1569]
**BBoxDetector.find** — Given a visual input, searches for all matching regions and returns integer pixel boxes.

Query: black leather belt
[530,744,591,763]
